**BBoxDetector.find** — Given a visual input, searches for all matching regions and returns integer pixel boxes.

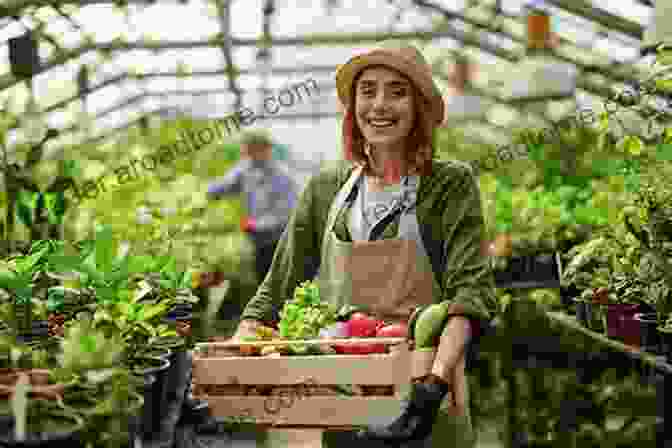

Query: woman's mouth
[367,118,398,128]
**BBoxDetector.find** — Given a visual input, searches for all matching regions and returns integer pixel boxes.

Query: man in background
[207,130,298,284]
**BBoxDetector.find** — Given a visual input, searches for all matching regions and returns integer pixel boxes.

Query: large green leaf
[16,194,33,227]
[0,271,18,290]
[15,245,50,275]
[47,254,82,274]
[94,224,117,275]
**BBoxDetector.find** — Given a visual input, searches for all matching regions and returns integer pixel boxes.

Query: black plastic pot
[0,412,85,447]
[165,303,192,320]
[130,357,170,436]
[573,299,592,327]
[658,327,672,363]
[560,285,581,312]
[125,391,144,448]
[151,336,187,402]
[16,321,49,345]
[145,346,172,361]
[635,313,660,354]
[133,374,156,437]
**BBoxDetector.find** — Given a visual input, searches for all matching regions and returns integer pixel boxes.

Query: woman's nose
[372,92,390,111]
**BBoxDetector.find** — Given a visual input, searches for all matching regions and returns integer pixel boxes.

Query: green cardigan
[240,158,498,328]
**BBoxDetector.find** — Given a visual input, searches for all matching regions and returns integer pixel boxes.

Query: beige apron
[318,166,475,447]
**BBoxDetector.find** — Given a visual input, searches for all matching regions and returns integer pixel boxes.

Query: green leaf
[44,192,66,223]
[622,135,644,155]
[526,142,545,161]
[141,304,167,322]
[598,112,610,133]
[47,254,82,273]
[656,142,672,161]
[94,224,117,274]
[63,160,80,178]
[16,195,33,227]
[16,245,50,275]
[126,255,155,275]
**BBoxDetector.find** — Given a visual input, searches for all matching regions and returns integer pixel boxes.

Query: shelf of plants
[463,47,672,447]
[0,226,200,448]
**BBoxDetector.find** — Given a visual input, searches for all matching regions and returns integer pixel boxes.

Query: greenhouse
[0,0,669,447]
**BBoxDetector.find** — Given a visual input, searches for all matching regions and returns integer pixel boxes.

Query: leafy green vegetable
[278,281,338,344]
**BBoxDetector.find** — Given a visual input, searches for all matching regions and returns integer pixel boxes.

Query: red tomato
[333,343,386,355]
[347,312,379,337]
[375,323,408,339]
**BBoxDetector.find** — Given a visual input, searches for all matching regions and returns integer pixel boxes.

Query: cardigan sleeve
[438,165,498,331]
[240,161,351,323]
[239,174,320,323]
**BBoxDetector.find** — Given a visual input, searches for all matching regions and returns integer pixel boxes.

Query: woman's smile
[355,66,415,146]
[366,117,399,129]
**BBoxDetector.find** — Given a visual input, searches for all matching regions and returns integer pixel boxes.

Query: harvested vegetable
[414,303,451,349]
[279,281,338,354]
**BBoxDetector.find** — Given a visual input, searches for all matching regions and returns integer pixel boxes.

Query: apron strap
[321,166,363,250]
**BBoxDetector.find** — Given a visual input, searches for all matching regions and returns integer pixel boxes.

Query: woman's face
[354,66,416,149]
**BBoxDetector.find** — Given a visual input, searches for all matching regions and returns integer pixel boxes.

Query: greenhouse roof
[0,0,664,160]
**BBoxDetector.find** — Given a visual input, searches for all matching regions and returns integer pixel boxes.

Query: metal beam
[214,0,242,110]
[0,27,647,110]
[0,30,465,92]
[72,108,343,147]
[50,77,547,145]
[34,63,547,128]
[0,0,154,17]
[24,65,338,121]
[544,0,644,41]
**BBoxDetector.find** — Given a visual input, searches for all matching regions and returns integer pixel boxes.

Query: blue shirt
[207,159,298,232]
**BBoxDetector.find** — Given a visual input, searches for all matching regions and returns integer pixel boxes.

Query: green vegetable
[413,303,451,349]
[278,281,338,350]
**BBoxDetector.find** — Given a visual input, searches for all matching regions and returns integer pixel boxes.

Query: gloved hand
[240,216,257,233]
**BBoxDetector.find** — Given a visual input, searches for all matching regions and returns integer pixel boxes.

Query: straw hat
[335,40,445,127]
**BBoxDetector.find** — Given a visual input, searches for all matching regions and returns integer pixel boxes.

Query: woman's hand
[233,319,264,340]
[209,319,264,356]
[430,316,471,379]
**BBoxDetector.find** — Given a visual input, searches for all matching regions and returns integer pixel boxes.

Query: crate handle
[195,337,407,350]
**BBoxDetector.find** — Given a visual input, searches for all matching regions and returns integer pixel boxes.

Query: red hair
[342,68,435,183]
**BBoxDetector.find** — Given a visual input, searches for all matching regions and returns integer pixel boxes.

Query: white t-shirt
[349,176,402,241]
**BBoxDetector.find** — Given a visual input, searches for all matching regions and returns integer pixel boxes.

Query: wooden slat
[196,337,407,349]
[192,345,411,386]
[204,396,410,427]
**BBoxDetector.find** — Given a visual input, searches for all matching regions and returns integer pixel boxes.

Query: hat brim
[336,50,445,126]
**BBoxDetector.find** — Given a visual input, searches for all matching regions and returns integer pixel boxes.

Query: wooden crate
[191,337,415,428]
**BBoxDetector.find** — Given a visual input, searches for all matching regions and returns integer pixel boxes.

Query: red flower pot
[606,303,640,345]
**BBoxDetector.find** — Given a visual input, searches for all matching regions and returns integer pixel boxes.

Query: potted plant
[0,243,52,342]
[0,393,84,447]
[658,313,672,362]
[632,252,672,353]
[0,335,83,446]
[622,185,672,352]
[562,235,617,329]
[90,297,173,436]
[604,271,645,346]
[53,319,144,446]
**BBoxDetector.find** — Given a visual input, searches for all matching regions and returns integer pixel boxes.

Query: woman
[230,40,497,447]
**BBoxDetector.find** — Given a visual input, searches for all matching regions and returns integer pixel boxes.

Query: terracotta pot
[0,369,64,401]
